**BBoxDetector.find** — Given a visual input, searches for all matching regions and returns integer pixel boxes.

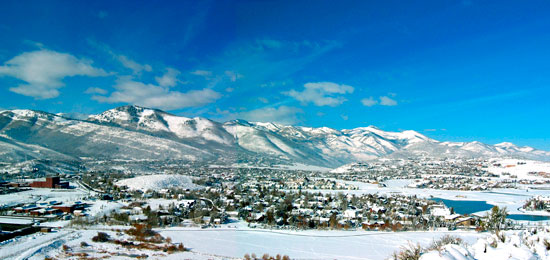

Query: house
[52,203,84,214]
[343,209,357,219]
[362,220,388,230]
[30,177,69,189]
[455,216,475,229]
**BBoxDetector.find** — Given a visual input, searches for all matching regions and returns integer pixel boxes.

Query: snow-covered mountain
[0,105,549,168]
[0,108,218,162]
[88,105,235,145]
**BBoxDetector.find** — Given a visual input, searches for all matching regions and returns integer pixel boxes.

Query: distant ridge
[0,105,548,167]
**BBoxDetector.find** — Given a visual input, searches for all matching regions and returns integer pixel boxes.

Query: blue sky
[0,0,549,149]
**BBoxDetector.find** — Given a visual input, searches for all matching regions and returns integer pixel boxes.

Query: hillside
[0,105,549,168]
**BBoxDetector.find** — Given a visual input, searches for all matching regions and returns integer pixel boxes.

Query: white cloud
[117,55,152,75]
[88,40,152,75]
[155,68,180,87]
[285,82,354,107]
[85,87,108,95]
[0,49,107,99]
[238,106,303,125]
[361,95,399,107]
[258,97,269,103]
[361,97,378,107]
[190,70,212,77]
[92,77,221,111]
[224,70,242,82]
[379,96,398,106]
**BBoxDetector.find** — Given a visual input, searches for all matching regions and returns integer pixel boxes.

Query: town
[1,157,550,259]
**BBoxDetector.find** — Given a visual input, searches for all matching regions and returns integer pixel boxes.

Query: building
[52,203,83,214]
[30,177,69,189]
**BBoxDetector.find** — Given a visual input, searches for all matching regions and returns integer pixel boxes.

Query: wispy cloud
[361,95,399,107]
[85,87,108,95]
[224,70,242,82]
[88,40,152,75]
[155,68,181,87]
[0,49,108,99]
[285,82,354,107]
[190,70,213,77]
[92,77,221,111]
[196,39,340,94]
[237,105,303,125]
[361,97,378,107]
[117,55,152,75]
[379,96,398,106]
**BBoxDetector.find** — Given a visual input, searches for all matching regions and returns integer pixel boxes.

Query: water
[431,198,493,215]
[432,198,550,221]
[507,214,550,221]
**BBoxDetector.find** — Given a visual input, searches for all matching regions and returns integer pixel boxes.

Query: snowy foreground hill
[420,228,550,260]
[1,105,549,167]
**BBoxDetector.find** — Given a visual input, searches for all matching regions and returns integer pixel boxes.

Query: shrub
[544,239,550,251]
[496,232,506,243]
[177,243,186,251]
[244,253,291,260]
[92,232,110,242]
[489,238,498,248]
[125,223,158,241]
[392,242,422,260]
[80,241,89,247]
[69,216,92,227]
[427,235,463,251]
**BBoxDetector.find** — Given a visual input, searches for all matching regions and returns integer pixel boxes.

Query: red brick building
[30,177,69,189]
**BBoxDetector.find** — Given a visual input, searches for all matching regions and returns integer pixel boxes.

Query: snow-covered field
[0,183,89,208]
[160,228,484,260]
[115,174,202,192]
[486,158,550,180]
[5,223,550,260]
[0,226,485,260]
[0,228,216,260]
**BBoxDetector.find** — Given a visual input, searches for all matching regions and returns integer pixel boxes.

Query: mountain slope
[0,105,549,168]
[0,109,216,162]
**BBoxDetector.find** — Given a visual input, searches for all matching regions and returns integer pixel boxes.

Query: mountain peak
[226,119,253,126]
[5,109,62,121]
[2,106,549,166]
[495,142,518,148]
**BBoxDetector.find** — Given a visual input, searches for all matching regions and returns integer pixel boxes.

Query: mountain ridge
[0,105,548,167]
